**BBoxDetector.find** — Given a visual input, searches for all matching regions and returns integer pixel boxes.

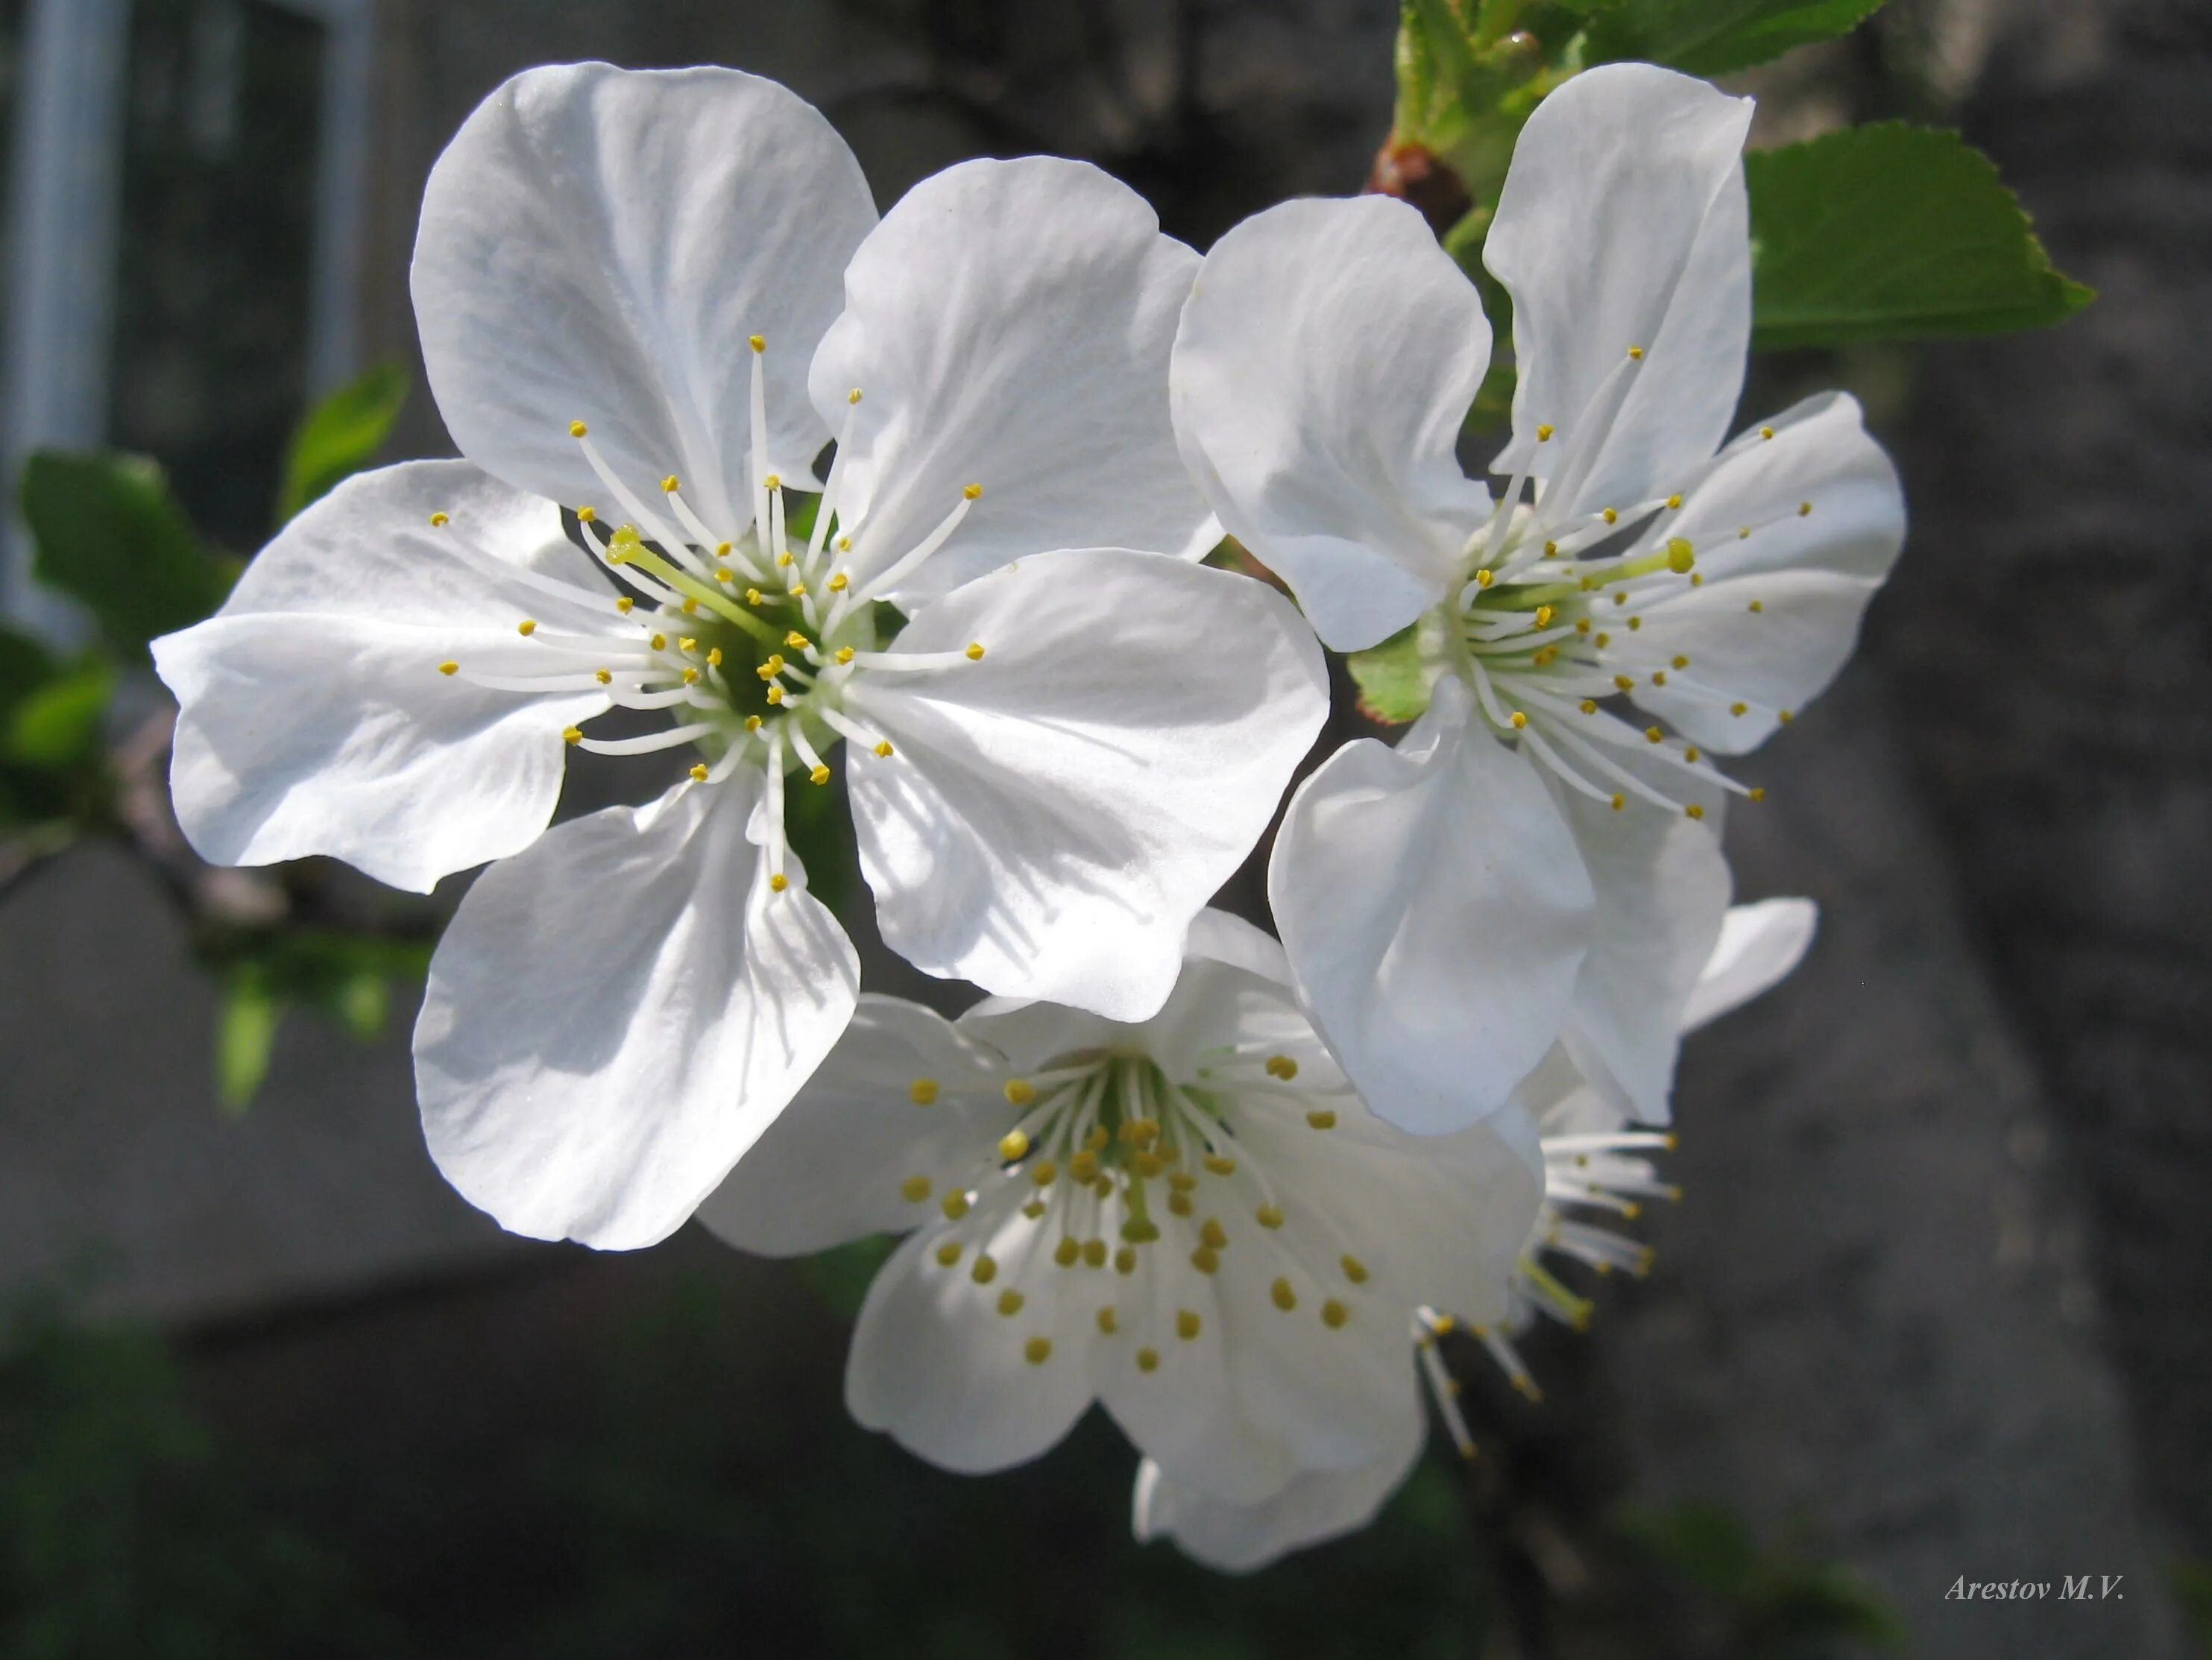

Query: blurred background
[0,1,2205,1656]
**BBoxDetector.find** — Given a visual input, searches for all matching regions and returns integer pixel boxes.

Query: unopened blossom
[1171,62,1903,1133]
[1133,897,1818,1573]
[699,910,1541,1510]
[153,65,1326,1250]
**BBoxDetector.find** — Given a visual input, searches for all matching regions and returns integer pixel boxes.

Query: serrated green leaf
[1347,622,1437,726]
[1584,0,1886,76]
[216,973,282,1113]
[277,361,410,523]
[3,663,113,769]
[1748,123,2093,349]
[21,452,232,658]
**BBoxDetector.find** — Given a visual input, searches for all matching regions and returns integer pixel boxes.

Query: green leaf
[0,625,57,717]
[20,452,233,658]
[1346,619,1444,726]
[793,1235,896,1322]
[1583,0,1887,76]
[2173,1559,2212,1656]
[276,361,411,523]
[215,973,283,1114]
[1748,123,2093,349]
[3,663,114,769]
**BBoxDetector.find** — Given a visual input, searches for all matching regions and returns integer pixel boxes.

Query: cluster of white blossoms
[153,57,1901,1571]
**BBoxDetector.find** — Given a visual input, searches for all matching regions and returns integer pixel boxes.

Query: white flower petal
[1131,1405,1425,1573]
[845,1212,1099,1475]
[1269,678,1592,1133]
[1486,64,1753,520]
[415,774,860,1250]
[413,64,875,528]
[694,994,1012,1257]
[151,463,617,891]
[1170,195,1493,651]
[811,157,1214,606]
[1629,393,1905,752]
[848,549,1329,1023]
[1682,897,1818,1033]
[1548,785,1733,1126]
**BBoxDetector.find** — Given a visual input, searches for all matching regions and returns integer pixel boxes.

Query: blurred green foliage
[1619,1500,1906,1656]
[276,361,412,523]
[2175,1558,2212,1658]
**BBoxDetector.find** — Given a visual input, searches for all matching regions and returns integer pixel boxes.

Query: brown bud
[1364,139,1472,236]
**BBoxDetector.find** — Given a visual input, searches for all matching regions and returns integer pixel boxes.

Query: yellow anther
[1614,674,1635,691]
[649,632,668,651]
[1665,537,1695,573]
[1115,1246,1138,1275]
[1121,1217,1161,1244]
[784,631,810,651]
[1255,1203,1284,1230]
[1475,568,1495,588]
[777,550,794,567]
[561,726,583,745]
[834,646,855,665]
[688,763,709,782]
[1534,605,1555,628]
[1096,1307,1118,1334]
[1729,701,1748,716]
[785,581,806,600]
[1263,1054,1298,1080]
[1321,1299,1349,1328]
[969,1253,997,1284]
[577,506,597,524]
[744,715,763,731]
[682,598,699,616]
[997,1290,1024,1317]
[836,535,851,552]
[1166,1191,1194,1217]
[1167,1172,1197,1193]
[1135,1149,1163,1178]
[1135,1347,1159,1372]
[429,511,450,528]
[1199,1218,1228,1251]
[681,667,701,685]
[1306,1110,1337,1131]
[1176,1310,1202,1342]
[714,565,735,582]
[1686,804,1707,821]
[1596,631,1611,646]
[1070,1151,1099,1187]
[1340,1255,1370,1284]
[935,1240,962,1267]
[591,667,612,684]
[677,637,697,654]
[1627,344,1645,359]
[1022,1198,1047,1223]
[1084,1239,1109,1268]
[1202,1154,1235,1177]
[1602,507,1619,525]
[1651,671,1667,687]
[1666,493,1683,510]
[760,650,786,675]
[1683,745,1701,763]
[1030,1160,1058,1187]
[845,386,863,405]
[745,588,763,606]
[438,660,460,676]
[998,1128,1031,1161]
[1431,1315,1455,1335]
[764,685,784,705]
[1778,708,1795,724]
[907,1075,939,1107]
[1054,1237,1082,1268]
[1644,725,1663,744]
[615,596,634,614]
[568,420,588,438]
[1798,500,1813,517]
[807,764,829,786]
[965,643,986,661]
[874,741,894,758]
[1580,699,1598,715]
[1271,1277,1297,1310]
[828,572,849,593]
[1510,711,1528,730]
[1749,786,1767,802]
[1610,793,1625,811]
[660,475,679,493]
[1628,616,1642,631]
[1574,619,1591,637]
[962,482,983,500]
[769,872,789,892]
[901,1174,931,1203]
[1189,1246,1219,1275]
[1759,425,1775,440]
[1003,1079,1036,1107]
[748,335,765,353]
[1536,423,1554,442]
[1085,1126,1110,1154]
[1748,599,1764,613]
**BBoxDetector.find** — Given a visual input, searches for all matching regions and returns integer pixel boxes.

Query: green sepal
[1346,610,1455,727]
[1748,123,2093,349]
[1581,0,1887,77]
[276,361,411,523]
[20,452,233,659]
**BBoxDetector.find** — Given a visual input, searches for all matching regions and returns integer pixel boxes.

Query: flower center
[895,1042,1380,1370]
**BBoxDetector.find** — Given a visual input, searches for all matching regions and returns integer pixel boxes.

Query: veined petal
[1487,64,1752,520]
[415,774,860,1251]
[811,157,1214,606]
[1269,678,1592,1133]
[1549,781,1733,1127]
[695,995,1012,1257]
[1171,195,1493,651]
[413,63,875,528]
[1682,897,1818,1033]
[1131,1404,1426,1573]
[846,1213,1099,1475]
[151,463,617,891]
[847,549,1328,1023]
[1629,393,1905,752]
